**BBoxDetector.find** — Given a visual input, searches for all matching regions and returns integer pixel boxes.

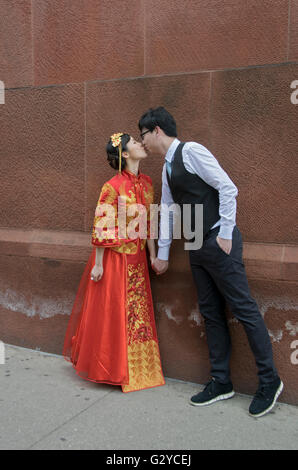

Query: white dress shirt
[158,138,238,261]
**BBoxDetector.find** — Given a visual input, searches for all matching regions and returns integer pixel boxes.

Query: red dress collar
[121,169,143,181]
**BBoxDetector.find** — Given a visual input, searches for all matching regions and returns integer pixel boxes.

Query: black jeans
[189,225,278,385]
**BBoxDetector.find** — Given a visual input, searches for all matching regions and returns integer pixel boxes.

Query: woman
[63,133,165,392]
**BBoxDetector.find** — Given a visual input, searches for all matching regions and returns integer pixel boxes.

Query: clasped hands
[150,257,169,275]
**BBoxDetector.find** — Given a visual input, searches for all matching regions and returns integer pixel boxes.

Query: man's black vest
[166,142,220,238]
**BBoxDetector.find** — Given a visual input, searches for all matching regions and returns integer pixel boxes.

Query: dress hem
[63,355,165,392]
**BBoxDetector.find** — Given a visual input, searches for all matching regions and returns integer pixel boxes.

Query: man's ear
[155,126,162,137]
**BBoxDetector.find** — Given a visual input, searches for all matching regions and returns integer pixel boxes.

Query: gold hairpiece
[110,133,124,173]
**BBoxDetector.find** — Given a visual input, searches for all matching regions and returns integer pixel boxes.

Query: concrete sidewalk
[0,344,297,450]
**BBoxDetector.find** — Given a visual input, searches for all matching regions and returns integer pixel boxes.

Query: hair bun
[106,133,131,172]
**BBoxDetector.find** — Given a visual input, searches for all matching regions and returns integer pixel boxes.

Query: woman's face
[125,136,147,161]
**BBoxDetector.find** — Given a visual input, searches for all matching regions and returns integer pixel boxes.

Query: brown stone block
[245,259,283,281]
[0,84,85,231]
[145,0,288,75]
[249,278,298,404]
[289,0,298,60]
[283,245,298,264]
[210,64,298,244]
[244,243,283,263]
[0,253,85,353]
[33,0,144,86]
[0,0,33,88]
[85,74,211,229]
[1,309,69,356]
[281,262,298,280]
[281,245,298,280]
[0,228,92,262]
[243,242,283,280]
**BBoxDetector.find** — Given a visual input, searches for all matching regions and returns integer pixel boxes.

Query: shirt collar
[165,138,181,163]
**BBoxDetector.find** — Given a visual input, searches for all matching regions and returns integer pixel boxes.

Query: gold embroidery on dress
[122,262,164,392]
[92,179,152,252]
[127,263,152,344]
[111,239,146,254]
[142,181,154,207]
[122,341,164,392]
[118,182,137,204]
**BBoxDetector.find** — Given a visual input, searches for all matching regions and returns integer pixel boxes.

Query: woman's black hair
[106,133,131,171]
[138,106,177,137]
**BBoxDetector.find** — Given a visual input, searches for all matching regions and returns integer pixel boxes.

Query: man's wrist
[157,246,170,261]
[218,225,234,240]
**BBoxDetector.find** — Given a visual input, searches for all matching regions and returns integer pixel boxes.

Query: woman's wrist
[95,247,105,267]
[147,240,156,258]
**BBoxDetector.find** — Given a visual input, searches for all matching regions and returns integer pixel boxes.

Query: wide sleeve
[91,182,121,247]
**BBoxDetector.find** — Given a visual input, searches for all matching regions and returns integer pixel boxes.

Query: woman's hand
[90,264,104,282]
[152,258,169,275]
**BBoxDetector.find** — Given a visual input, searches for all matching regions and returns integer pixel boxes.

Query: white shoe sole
[189,390,235,407]
[249,380,284,418]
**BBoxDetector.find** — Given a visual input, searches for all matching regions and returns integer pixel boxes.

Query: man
[138,106,283,418]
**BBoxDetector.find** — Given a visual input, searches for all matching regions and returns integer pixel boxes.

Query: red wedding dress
[62,170,165,392]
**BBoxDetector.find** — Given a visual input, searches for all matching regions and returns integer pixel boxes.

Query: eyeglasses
[140,130,151,140]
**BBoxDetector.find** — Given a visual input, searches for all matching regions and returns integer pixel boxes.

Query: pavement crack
[26,389,117,450]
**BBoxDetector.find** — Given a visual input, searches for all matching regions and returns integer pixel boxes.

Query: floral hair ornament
[110,132,124,173]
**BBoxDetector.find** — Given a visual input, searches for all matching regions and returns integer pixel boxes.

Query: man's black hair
[138,106,177,137]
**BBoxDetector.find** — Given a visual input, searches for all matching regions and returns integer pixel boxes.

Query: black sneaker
[249,377,284,418]
[190,379,235,406]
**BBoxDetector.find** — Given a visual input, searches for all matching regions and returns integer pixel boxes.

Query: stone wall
[0,0,297,404]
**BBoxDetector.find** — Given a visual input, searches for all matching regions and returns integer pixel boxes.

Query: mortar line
[31,0,35,85]
[4,60,298,92]
[143,0,146,77]
[287,0,292,60]
[208,72,213,147]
